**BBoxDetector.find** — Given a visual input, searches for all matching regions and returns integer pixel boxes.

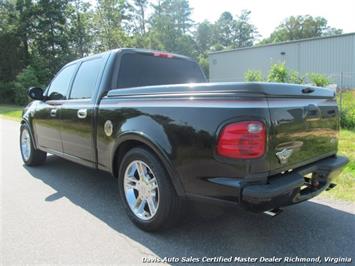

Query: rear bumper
[241,155,348,212]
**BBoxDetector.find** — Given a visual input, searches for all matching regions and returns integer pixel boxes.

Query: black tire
[20,124,47,166]
[118,147,183,231]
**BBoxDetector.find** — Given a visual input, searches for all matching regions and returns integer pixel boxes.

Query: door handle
[77,109,87,119]
[50,109,57,117]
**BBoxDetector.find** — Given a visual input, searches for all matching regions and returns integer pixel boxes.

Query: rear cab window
[70,57,104,100]
[116,52,206,89]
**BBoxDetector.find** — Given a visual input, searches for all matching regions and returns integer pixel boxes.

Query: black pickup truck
[20,48,348,231]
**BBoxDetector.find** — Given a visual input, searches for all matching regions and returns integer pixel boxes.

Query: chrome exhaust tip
[263,208,283,217]
[326,183,337,191]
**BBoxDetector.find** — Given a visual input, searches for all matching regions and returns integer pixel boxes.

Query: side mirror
[28,87,44,100]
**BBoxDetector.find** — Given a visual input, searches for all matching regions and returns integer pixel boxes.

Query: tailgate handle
[302,87,314,94]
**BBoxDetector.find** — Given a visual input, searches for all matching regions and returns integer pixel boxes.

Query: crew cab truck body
[21,48,348,231]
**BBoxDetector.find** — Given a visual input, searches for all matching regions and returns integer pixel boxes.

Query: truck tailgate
[266,85,338,174]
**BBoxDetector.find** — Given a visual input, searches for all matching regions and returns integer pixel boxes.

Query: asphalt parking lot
[1,118,354,265]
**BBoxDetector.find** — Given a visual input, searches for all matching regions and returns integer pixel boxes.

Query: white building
[208,33,355,88]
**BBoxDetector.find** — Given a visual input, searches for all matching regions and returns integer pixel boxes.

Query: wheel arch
[20,119,38,150]
[111,132,185,197]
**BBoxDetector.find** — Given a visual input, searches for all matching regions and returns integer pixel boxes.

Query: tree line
[0,0,342,105]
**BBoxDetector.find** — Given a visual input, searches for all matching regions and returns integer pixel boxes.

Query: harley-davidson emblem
[104,120,113,137]
[276,148,293,164]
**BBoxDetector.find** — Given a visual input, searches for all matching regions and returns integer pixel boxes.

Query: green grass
[0,104,23,121]
[0,103,354,201]
[324,130,355,202]
[338,90,355,129]
[339,90,355,109]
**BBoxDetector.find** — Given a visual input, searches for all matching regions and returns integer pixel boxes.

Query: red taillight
[153,52,174,58]
[217,121,266,159]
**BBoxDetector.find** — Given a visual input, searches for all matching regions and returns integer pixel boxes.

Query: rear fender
[111,116,185,196]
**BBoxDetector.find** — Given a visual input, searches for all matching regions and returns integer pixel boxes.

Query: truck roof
[116,48,195,61]
[64,48,195,68]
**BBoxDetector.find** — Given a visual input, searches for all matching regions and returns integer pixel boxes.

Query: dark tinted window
[47,64,77,100]
[117,53,205,88]
[70,58,103,99]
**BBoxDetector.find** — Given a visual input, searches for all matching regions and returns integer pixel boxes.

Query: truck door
[33,63,77,153]
[60,56,105,166]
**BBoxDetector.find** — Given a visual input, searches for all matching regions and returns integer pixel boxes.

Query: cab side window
[70,57,103,99]
[47,64,77,100]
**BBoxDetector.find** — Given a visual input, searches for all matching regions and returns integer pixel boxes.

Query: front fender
[21,119,38,150]
[21,102,38,149]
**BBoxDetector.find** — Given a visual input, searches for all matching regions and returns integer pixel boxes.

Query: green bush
[0,81,15,104]
[244,70,264,81]
[244,63,305,84]
[267,63,288,83]
[244,63,329,87]
[307,73,330,87]
[289,70,304,84]
[14,66,41,105]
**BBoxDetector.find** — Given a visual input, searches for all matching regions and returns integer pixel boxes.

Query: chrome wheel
[21,128,31,161]
[123,160,159,220]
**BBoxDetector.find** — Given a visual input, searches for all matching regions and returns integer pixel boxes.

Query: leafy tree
[172,0,192,34]
[32,0,75,79]
[0,32,24,82]
[195,20,215,53]
[68,0,95,57]
[0,0,18,33]
[94,0,132,51]
[14,65,41,105]
[128,0,149,47]
[214,10,257,50]
[150,0,192,34]
[148,0,195,57]
[15,0,35,65]
[261,15,342,44]
[234,10,258,48]
[0,81,15,104]
[148,4,177,51]
[0,0,30,81]
[214,11,235,49]
[132,0,148,35]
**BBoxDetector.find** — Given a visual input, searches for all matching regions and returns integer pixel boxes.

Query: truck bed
[106,81,338,174]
